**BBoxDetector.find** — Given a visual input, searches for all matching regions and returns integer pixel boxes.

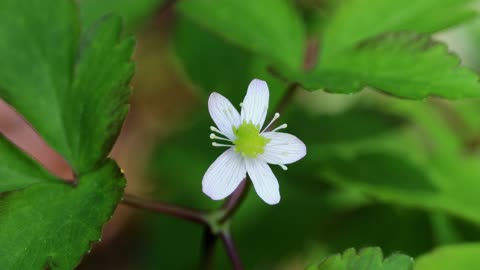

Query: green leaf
[416,243,480,270]
[322,0,476,56]
[309,247,414,270]
[0,135,58,193]
[79,0,164,30]
[173,15,287,106]
[286,0,480,99]
[0,0,134,174]
[176,0,306,69]
[0,160,125,270]
[318,150,480,226]
[297,33,480,99]
[173,16,255,102]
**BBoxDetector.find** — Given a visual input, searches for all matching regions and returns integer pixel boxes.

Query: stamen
[279,164,288,171]
[212,142,234,147]
[262,112,280,132]
[271,123,288,132]
[210,126,230,139]
[210,133,231,142]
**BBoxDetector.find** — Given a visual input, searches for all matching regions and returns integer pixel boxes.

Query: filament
[262,112,280,132]
[212,142,234,147]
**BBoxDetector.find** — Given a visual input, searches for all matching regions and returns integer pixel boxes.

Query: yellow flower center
[233,122,270,158]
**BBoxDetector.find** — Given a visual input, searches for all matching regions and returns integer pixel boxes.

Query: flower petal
[208,92,241,139]
[241,79,269,129]
[261,132,306,165]
[202,148,247,200]
[245,158,280,205]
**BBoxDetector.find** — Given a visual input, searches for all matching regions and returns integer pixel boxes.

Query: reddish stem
[122,194,207,225]
[220,231,244,270]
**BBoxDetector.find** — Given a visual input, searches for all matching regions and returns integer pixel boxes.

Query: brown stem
[159,0,180,14]
[200,227,218,270]
[220,231,244,270]
[220,179,250,223]
[303,38,319,71]
[122,194,207,225]
[271,83,299,121]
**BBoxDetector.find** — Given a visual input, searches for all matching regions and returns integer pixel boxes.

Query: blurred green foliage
[3,0,480,269]
[177,0,306,70]
[79,0,165,30]
[416,244,480,269]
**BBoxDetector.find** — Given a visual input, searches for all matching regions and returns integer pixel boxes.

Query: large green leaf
[286,0,480,99]
[321,0,475,56]
[297,33,480,99]
[176,0,306,70]
[0,135,57,193]
[79,0,164,30]
[173,15,287,107]
[308,247,414,270]
[415,243,480,270]
[0,0,134,174]
[317,149,480,225]
[0,160,125,270]
[173,16,255,103]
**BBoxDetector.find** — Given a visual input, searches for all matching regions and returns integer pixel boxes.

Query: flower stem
[220,231,244,270]
[200,227,218,270]
[159,0,180,14]
[220,178,250,223]
[122,194,207,225]
[272,83,299,122]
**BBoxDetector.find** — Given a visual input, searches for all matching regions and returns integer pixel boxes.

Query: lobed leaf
[287,0,480,99]
[0,160,125,270]
[321,0,476,56]
[0,0,134,268]
[297,33,480,99]
[0,0,134,174]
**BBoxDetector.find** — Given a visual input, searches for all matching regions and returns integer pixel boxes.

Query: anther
[279,164,288,171]
[210,126,222,133]
[271,123,287,132]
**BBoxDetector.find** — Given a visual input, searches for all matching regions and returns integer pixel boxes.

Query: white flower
[202,79,307,205]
